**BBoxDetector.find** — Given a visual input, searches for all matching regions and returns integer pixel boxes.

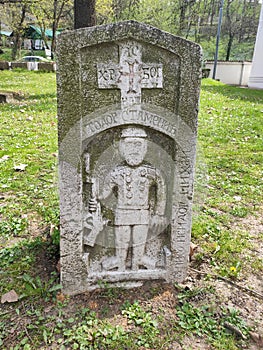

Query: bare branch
[0,0,35,3]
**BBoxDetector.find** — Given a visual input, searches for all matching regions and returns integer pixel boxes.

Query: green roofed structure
[19,24,62,51]
[24,25,61,40]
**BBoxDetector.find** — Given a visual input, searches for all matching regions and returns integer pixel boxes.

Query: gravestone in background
[57,21,202,295]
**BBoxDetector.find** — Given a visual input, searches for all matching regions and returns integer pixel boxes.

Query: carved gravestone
[57,21,202,295]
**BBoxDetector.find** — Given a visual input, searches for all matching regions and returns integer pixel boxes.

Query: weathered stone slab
[0,91,22,103]
[0,92,12,103]
[27,62,38,71]
[0,61,10,70]
[38,62,56,72]
[10,62,27,70]
[57,20,202,295]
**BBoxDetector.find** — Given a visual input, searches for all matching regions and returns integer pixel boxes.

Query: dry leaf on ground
[1,290,19,304]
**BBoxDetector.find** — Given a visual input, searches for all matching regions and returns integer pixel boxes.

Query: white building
[248,2,263,89]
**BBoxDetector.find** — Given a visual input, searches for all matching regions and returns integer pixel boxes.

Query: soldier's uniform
[100,127,166,271]
[109,164,165,226]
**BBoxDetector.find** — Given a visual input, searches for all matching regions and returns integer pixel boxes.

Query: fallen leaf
[44,305,54,313]
[13,163,28,171]
[88,301,98,310]
[1,290,19,303]
[0,155,10,163]
[56,292,65,303]
[189,242,198,261]
[249,332,263,347]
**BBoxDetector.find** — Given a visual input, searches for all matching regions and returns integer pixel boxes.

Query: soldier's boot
[116,243,131,271]
[115,226,130,272]
[132,245,144,271]
[132,225,148,271]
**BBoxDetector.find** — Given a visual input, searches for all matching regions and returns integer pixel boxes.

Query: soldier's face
[120,137,147,166]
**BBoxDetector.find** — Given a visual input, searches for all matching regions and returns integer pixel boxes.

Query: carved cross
[97,41,163,108]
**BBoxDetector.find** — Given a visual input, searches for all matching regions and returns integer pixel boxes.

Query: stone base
[87,269,167,290]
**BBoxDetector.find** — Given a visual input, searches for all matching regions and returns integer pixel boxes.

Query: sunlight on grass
[0,71,58,247]
[193,78,263,277]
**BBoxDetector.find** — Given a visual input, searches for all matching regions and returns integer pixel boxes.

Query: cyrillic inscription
[97,41,163,108]
[141,64,163,88]
[85,109,177,138]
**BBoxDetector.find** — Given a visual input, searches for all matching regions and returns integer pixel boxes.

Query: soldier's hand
[150,215,167,234]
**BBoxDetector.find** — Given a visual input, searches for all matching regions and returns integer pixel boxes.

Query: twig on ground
[24,326,33,344]
[0,310,10,317]
[224,321,247,339]
[189,267,263,299]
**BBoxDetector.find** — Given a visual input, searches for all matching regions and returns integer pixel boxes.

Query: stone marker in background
[57,21,202,295]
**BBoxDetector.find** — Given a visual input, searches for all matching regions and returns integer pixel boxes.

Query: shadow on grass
[201,79,263,103]
[0,93,57,108]
[27,93,57,101]
[0,236,175,318]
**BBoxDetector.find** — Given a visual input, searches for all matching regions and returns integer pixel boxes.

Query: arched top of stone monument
[57,20,202,59]
[57,20,202,146]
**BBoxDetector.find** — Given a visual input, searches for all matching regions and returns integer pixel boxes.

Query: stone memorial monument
[57,21,202,295]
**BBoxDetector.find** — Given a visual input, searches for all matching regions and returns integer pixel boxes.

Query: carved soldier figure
[100,127,166,271]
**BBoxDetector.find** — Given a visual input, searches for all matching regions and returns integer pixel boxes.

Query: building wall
[206,61,252,86]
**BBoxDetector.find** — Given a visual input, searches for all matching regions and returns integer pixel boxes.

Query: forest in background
[0,0,261,61]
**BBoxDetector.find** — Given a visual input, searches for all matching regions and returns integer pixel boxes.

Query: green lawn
[0,70,262,349]
[195,80,263,276]
[0,71,58,241]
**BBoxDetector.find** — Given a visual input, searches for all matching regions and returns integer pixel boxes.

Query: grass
[193,79,263,277]
[0,71,263,349]
[0,70,58,245]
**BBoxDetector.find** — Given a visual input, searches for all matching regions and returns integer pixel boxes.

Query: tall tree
[12,3,26,59]
[74,0,96,28]
[222,0,260,60]
[30,0,73,57]
[1,0,28,59]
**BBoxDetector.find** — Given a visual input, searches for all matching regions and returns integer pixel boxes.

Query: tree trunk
[51,0,68,58]
[40,20,50,50]
[11,32,21,60]
[178,0,187,35]
[226,33,234,61]
[0,19,2,46]
[74,0,96,29]
[51,0,58,59]
[11,4,26,60]
[194,16,201,42]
